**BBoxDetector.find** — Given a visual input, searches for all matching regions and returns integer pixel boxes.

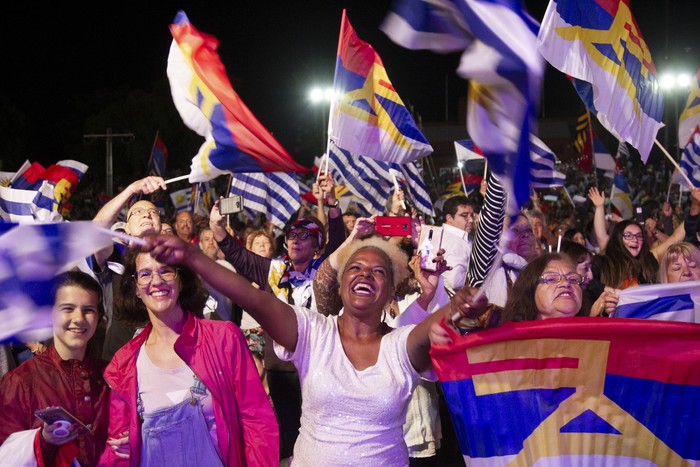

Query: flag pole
[457,163,468,196]
[654,138,693,187]
[666,177,673,203]
[319,9,346,184]
[586,109,599,188]
[391,173,407,210]
[164,174,190,185]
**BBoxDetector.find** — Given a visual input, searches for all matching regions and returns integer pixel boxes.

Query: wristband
[325,200,339,208]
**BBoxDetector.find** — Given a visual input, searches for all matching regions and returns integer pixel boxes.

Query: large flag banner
[679,68,700,149]
[537,0,664,161]
[330,10,433,165]
[529,135,566,188]
[229,172,300,230]
[676,126,700,189]
[0,182,63,223]
[0,222,115,342]
[430,318,700,465]
[382,0,544,212]
[616,280,700,323]
[168,11,306,182]
[327,141,434,216]
[611,171,634,219]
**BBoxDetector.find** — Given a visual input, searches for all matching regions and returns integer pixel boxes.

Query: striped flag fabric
[327,142,434,216]
[10,160,88,213]
[0,222,116,342]
[330,10,433,164]
[537,0,664,161]
[382,0,544,213]
[529,135,565,188]
[167,11,306,182]
[0,181,63,223]
[229,172,300,229]
[615,281,700,323]
[430,317,700,465]
[676,127,700,189]
[679,68,700,149]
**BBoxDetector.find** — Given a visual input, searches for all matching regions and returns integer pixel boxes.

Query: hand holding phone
[220,195,243,216]
[35,406,90,442]
[418,225,443,271]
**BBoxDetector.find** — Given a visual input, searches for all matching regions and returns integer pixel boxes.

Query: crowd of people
[1,157,699,466]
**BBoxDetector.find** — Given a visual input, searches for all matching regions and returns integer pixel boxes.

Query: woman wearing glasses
[98,251,278,466]
[432,254,588,346]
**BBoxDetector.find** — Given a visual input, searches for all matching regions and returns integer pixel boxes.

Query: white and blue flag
[615,281,700,323]
[229,172,300,229]
[529,135,565,188]
[0,222,116,342]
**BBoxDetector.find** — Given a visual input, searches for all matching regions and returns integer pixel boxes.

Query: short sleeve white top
[274,306,421,466]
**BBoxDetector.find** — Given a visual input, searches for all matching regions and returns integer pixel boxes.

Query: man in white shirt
[440,195,476,294]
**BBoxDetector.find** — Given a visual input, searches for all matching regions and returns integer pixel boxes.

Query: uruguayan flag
[529,135,565,188]
[615,281,700,323]
[229,172,300,229]
[0,181,62,223]
[328,142,434,216]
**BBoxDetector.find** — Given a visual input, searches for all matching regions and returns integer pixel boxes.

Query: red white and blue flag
[431,318,700,465]
[538,0,664,161]
[168,11,306,182]
[330,10,433,165]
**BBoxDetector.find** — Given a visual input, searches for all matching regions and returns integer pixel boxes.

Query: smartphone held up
[418,225,443,271]
[374,216,411,237]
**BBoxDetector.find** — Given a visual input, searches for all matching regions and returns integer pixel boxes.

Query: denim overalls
[138,375,224,466]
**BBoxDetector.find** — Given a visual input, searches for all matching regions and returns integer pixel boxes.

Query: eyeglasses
[127,208,160,221]
[622,232,644,241]
[286,231,311,241]
[133,267,179,286]
[538,272,583,285]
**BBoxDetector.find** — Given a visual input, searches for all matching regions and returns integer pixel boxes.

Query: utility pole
[83,128,134,196]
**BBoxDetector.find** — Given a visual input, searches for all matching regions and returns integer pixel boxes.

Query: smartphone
[418,225,443,271]
[35,406,90,437]
[635,206,645,225]
[375,216,411,237]
[220,195,243,216]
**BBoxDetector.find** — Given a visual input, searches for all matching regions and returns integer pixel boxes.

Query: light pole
[83,128,134,196]
[308,86,335,155]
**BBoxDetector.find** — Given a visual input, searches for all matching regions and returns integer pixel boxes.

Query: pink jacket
[98,313,278,466]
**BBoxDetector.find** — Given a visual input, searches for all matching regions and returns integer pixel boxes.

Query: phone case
[220,196,243,216]
[35,406,90,436]
[418,225,443,271]
[375,216,411,236]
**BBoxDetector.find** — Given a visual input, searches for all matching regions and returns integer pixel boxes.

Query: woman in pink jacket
[99,250,278,466]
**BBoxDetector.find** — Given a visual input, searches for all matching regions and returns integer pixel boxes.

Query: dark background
[0,1,698,188]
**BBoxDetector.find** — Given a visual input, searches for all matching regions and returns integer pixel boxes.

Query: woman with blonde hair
[658,242,700,283]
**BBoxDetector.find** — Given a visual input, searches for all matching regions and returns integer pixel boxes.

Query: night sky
[1,1,699,179]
